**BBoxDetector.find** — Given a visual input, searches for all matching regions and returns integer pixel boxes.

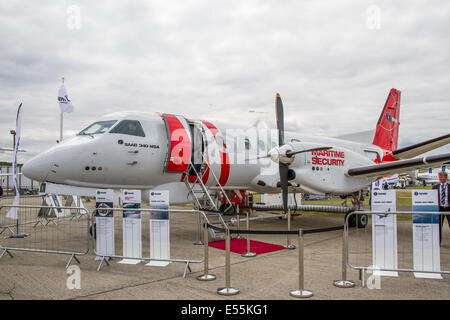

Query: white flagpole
[60,77,64,142]
[60,112,63,141]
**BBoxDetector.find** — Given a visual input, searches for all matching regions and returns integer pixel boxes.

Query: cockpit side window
[109,120,146,137]
[77,120,117,135]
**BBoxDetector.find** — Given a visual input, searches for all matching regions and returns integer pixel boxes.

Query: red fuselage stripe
[164,114,191,173]
[201,120,230,186]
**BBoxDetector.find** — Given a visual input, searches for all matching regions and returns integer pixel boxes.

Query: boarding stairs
[182,123,234,241]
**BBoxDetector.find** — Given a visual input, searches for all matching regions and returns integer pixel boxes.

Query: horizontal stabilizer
[392,133,450,159]
[347,153,450,177]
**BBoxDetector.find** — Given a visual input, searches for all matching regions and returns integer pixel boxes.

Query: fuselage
[22,111,384,202]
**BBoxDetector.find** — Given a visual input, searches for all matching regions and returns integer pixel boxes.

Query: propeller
[272,93,331,214]
[244,93,331,214]
[275,93,289,214]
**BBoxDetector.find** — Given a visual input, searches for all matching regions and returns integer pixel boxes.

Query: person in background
[0,185,3,197]
[433,171,450,244]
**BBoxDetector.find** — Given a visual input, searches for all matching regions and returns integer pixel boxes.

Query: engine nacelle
[289,144,374,195]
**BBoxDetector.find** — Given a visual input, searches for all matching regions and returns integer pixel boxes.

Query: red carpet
[208,238,285,255]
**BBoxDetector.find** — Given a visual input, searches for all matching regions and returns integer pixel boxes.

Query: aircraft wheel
[357,214,368,228]
[346,213,356,228]
[220,203,236,215]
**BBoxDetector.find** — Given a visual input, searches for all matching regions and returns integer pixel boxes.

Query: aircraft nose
[22,154,52,182]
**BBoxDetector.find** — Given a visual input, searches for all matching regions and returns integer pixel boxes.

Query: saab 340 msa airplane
[22,88,450,216]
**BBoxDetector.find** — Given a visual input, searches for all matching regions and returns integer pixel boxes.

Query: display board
[147,190,170,267]
[371,188,398,277]
[118,190,143,265]
[412,189,442,279]
[95,189,115,258]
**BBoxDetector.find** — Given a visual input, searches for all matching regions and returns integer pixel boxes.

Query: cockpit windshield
[77,120,117,136]
[109,120,146,137]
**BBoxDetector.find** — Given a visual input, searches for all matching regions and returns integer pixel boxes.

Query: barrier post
[284,209,296,249]
[290,229,313,298]
[236,205,241,239]
[197,219,216,281]
[194,211,203,245]
[333,217,355,288]
[217,227,239,296]
[241,209,256,258]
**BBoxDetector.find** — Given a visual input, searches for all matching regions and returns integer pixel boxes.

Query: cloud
[0,0,449,164]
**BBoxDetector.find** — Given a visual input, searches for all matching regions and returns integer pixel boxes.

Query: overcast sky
[0,0,449,163]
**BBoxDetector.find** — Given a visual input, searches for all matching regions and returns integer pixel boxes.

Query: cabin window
[109,120,146,137]
[78,120,117,135]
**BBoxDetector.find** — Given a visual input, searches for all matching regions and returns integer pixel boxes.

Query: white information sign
[412,190,442,279]
[118,190,143,265]
[95,189,115,258]
[371,188,398,277]
[147,190,170,267]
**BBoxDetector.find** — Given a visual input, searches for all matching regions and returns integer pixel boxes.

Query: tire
[346,213,356,228]
[357,214,368,228]
[220,203,236,215]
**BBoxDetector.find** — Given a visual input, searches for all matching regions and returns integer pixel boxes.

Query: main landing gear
[343,191,368,229]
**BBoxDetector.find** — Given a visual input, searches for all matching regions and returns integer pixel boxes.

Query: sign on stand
[95,189,115,259]
[412,190,442,279]
[147,190,170,267]
[371,188,398,277]
[118,190,143,265]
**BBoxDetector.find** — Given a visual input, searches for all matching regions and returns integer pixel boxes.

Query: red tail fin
[372,88,401,152]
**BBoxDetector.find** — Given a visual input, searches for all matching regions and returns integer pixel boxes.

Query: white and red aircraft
[415,167,447,186]
[22,88,450,218]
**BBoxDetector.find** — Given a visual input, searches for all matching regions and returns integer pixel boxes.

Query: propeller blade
[286,146,332,158]
[276,93,285,147]
[279,162,289,214]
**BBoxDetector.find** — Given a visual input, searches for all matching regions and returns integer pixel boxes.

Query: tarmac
[0,202,449,300]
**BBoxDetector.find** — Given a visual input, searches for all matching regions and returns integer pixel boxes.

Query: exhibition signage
[118,190,143,265]
[95,189,115,258]
[147,190,170,267]
[6,103,23,220]
[371,187,398,277]
[412,190,442,279]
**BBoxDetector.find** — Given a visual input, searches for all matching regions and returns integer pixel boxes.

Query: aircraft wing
[391,133,450,159]
[347,152,450,178]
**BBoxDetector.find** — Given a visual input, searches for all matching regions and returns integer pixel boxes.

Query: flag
[58,84,74,113]
[6,103,23,220]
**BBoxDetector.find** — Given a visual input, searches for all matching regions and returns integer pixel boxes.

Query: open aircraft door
[162,114,193,173]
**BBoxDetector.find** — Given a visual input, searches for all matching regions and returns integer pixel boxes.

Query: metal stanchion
[197,220,216,281]
[236,205,241,239]
[241,209,256,258]
[290,229,313,298]
[217,228,239,296]
[360,268,366,288]
[284,209,296,249]
[333,222,355,288]
[194,212,203,245]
